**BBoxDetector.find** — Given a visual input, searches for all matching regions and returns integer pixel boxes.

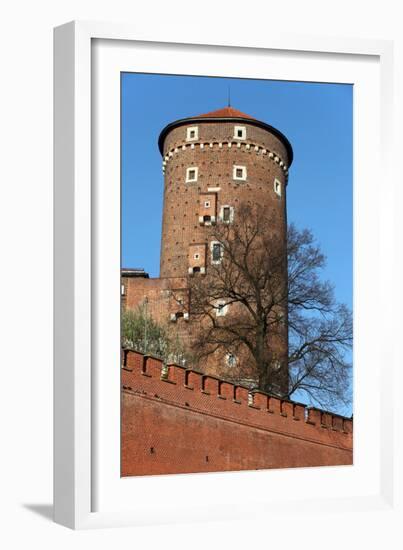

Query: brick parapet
[122,350,353,451]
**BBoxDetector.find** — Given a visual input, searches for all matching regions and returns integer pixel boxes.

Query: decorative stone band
[162,140,289,179]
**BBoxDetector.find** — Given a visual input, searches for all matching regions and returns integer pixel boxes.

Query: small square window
[233,165,246,181]
[274,178,282,197]
[186,167,198,183]
[204,201,211,208]
[216,301,228,317]
[226,353,237,367]
[186,126,198,141]
[194,253,200,260]
[234,126,246,140]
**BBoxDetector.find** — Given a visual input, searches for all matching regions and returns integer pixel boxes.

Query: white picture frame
[54,21,398,531]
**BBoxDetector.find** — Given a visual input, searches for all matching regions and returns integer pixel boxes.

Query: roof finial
[227,84,231,107]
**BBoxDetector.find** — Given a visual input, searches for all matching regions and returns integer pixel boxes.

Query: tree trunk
[258,365,272,394]
[255,322,272,393]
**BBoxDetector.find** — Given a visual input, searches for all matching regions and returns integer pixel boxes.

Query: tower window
[234,126,246,140]
[226,353,237,367]
[274,178,282,197]
[220,205,234,223]
[233,165,247,181]
[170,311,184,322]
[216,300,228,317]
[186,167,198,183]
[204,201,211,208]
[273,360,282,371]
[211,241,223,263]
[186,126,198,141]
[193,253,200,260]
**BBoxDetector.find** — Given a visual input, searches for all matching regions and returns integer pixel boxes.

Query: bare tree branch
[183,203,352,412]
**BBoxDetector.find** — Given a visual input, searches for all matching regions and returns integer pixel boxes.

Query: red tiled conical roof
[197,106,256,120]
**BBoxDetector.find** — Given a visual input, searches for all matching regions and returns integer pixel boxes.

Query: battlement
[121,349,353,476]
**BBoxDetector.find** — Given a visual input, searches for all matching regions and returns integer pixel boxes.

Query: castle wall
[121,350,353,477]
[122,275,187,325]
[121,275,193,349]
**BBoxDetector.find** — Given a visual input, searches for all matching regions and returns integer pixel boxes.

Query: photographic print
[120,74,353,477]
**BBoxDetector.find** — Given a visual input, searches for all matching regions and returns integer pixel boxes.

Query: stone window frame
[210,240,223,264]
[170,311,189,322]
[274,177,282,197]
[273,359,282,371]
[204,200,211,209]
[219,205,234,224]
[186,126,199,141]
[215,299,229,317]
[233,125,246,140]
[193,253,200,260]
[225,352,237,367]
[233,165,247,181]
[186,166,198,183]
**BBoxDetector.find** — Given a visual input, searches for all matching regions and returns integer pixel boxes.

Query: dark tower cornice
[158,106,293,166]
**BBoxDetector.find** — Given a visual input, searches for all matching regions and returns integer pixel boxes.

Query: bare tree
[186,204,352,411]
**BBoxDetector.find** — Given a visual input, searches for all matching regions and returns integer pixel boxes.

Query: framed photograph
[54,21,397,530]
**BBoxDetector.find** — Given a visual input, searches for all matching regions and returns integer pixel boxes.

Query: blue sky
[121,73,352,310]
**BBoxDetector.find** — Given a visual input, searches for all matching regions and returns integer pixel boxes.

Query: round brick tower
[158,106,293,391]
[159,106,292,277]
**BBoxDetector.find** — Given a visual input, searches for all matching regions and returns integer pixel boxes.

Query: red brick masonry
[121,350,353,476]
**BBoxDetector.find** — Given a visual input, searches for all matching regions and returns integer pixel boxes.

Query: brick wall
[121,350,353,477]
